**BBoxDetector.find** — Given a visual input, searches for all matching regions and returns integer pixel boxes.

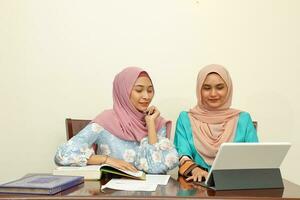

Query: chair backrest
[65,118,91,139]
[253,121,258,130]
[65,118,258,139]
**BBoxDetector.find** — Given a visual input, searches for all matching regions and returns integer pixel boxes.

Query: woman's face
[130,76,154,112]
[201,73,228,109]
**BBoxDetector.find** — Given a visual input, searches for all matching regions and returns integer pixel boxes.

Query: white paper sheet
[101,179,157,191]
[101,174,170,191]
[145,174,170,185]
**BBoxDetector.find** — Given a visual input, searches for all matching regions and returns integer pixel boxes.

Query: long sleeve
[54,123,104,166]
[135,127,179,174]
[174,112,194,158]
[173,112,211,170]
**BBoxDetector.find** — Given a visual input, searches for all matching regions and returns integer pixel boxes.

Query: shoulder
[177,111,189,120]
[238,111,252,121]
[176,111,191,128]
[86,123,119,138]
[237,112,255,127]
[89,123,105,133]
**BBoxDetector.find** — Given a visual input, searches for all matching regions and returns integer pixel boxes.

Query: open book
[53,164,145,180]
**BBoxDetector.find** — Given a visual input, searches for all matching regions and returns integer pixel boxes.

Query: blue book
[0,174,84,195]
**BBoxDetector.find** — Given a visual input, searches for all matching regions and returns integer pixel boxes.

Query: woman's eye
[217,85,225,90]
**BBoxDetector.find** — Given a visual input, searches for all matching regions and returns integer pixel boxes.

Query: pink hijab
[188,64,241,165]
[92,67,171,141]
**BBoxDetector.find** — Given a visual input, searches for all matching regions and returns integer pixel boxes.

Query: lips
[208,99,219,102]
[139,102,149,107]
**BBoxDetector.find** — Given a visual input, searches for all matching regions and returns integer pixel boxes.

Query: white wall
[1,0,300,185]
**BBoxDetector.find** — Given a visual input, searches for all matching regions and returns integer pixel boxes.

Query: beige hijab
[188,64,241,165]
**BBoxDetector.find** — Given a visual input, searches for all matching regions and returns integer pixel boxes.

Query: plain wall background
[1,0,300,185]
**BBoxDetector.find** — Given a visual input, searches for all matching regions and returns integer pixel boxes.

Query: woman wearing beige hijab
[174,64,258,182]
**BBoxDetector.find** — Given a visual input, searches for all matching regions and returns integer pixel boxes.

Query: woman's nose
[142,91,150,99]
[210,88,217,96]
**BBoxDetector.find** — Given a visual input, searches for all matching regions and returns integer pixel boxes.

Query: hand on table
[186,167,208,182]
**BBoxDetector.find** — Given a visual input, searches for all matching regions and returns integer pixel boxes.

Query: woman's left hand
[186,167,208,182]
[145,106,160,123]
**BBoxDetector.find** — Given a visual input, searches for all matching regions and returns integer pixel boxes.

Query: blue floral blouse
[54,123,179,174]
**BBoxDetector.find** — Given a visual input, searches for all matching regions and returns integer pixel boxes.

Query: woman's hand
[88,155,137,172]
[144,106,160,124]
[106,156,138,172]
[186,167,208,182]
[144,106,160,144]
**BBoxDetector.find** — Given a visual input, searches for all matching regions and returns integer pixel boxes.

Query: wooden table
[1,175,300,200]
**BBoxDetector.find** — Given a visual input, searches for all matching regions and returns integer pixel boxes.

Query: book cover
[100,164,146,180]
[53,164,145,180]
[0,174,84,195]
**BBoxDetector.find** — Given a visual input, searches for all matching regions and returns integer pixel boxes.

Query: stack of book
[0,174,84,195]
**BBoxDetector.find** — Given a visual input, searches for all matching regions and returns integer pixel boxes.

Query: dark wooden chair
[253,121,257,130]
[65,118,98,152]
[65,118,257,140]
[65,118,91,139]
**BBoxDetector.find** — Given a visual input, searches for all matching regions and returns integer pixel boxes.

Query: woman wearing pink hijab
[174,64,258,182]
[55,67,178,174]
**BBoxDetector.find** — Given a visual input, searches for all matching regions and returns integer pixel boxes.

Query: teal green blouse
[174,111,259,170]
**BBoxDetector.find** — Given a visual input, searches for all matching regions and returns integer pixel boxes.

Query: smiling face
[201,72,228,109]
[130,75,154,112]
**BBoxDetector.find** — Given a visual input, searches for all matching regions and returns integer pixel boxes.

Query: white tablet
[205,142,291,185]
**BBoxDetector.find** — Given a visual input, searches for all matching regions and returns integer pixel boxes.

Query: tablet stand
[206,168,284,190]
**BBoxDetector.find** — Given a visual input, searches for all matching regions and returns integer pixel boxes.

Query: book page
[55,165,101,171]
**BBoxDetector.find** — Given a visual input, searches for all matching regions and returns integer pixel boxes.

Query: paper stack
[101,174,170,191]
